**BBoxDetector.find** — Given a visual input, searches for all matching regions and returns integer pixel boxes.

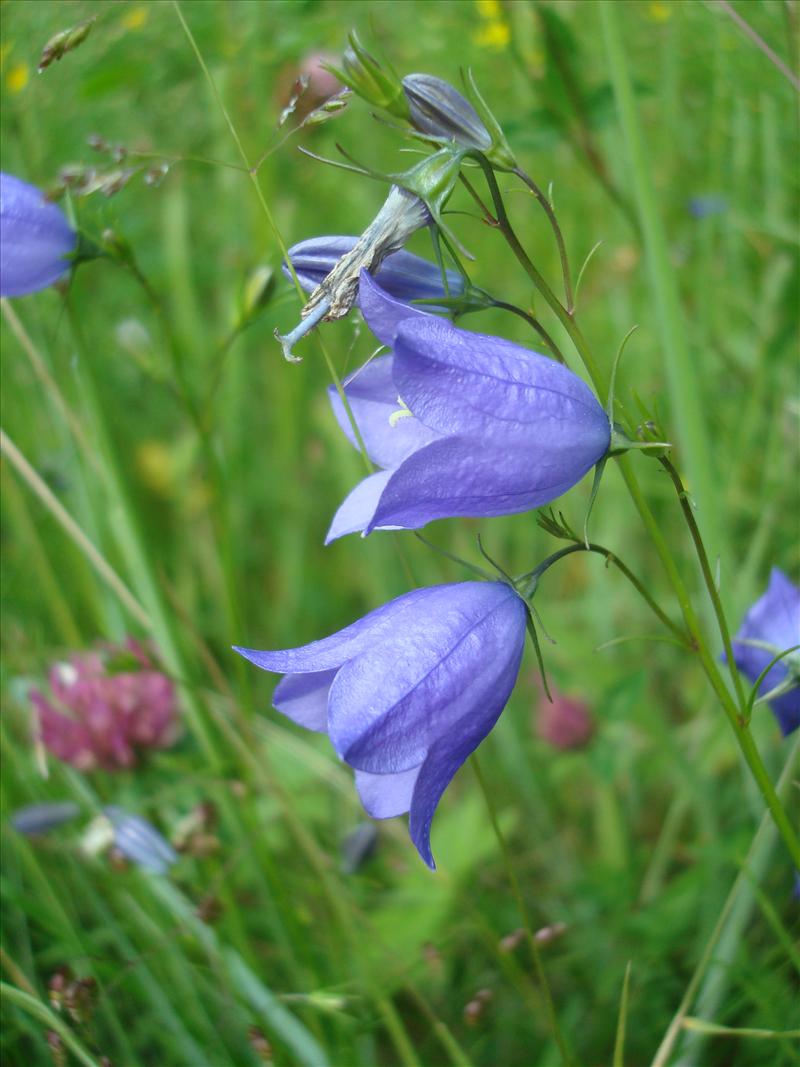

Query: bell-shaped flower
[325,272,611,543]
[285,236,464,310]
[0,172,77,297]
[730,568,800,736]
[235,581,527,868]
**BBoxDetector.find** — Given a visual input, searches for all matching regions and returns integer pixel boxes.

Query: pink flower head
[534,680,594,751]
[32,639,178,772]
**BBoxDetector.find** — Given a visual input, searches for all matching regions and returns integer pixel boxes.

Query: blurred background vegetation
[1,1,798,1064]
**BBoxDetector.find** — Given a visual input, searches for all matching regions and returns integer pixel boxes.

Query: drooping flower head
[277,185,430,360]
[235,581,527,867]
[286,236,464,310]
[31,638,178,771]
[0,172,76,297]
[730,568,800,736]
[325,272,611,542]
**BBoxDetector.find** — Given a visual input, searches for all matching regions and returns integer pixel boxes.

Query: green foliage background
[1,1,798,1065]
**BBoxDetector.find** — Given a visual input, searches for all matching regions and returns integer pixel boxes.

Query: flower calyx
[608,422,671,458]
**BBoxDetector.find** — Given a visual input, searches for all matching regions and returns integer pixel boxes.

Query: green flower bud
[325,32,409,120]
[38,17,96,73]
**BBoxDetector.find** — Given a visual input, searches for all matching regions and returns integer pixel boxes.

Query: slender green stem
[470,154,606,390]
[660,456,747,709]
[471,753,573,1066]
[519,541,687,642]
[512,167,574,312]
[412,532,494,580]
[2,983,101,1067]
[491,300,567,363]
[476,150,800,866]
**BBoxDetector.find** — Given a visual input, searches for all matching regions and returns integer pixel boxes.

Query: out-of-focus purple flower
[340,821,379,874]
[285,236,464,309]
[402,73,492,152]
[534,681,594,750]
[235,581,527,868]
[730,569,800,736]
[10,802,81,835]
[103,806,177,874]
[0,172,76,296]
[31,638,178,772]
[324,272,611,543]
[687,195,727,219]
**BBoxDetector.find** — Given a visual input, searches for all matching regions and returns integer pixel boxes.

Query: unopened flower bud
[330,32,409,120]
[143,162,170,188]
[463,988,493,1026]
[241,265,276,323]
[48,967,73,1011]
[498,928,525,953]
[535,921,568,945]
[10,802,80,836]
[38,18,95,73]
[402,74,492,152]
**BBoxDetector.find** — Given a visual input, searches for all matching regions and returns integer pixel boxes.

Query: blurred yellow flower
[473,0,510,51]
[648,1,672,22]
[6,62,29,94]
[135,440,173,496]
[121,6,148,31]
[474,20,511,50]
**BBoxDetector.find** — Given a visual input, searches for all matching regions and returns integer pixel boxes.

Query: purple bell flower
[235,581,527,868]
[325,271,611,542]
[0,172,76,297]
[103,806,178,875]
[285,235,464,308]
[730,568,800,736]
